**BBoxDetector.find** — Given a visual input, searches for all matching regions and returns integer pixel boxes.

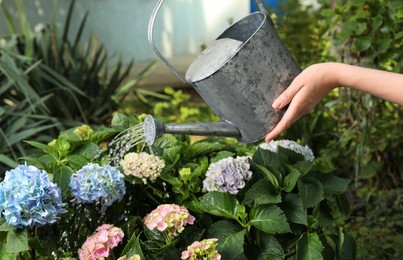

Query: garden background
[1,0,403,259]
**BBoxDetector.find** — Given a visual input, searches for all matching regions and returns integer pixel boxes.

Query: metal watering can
[143,0,301,145]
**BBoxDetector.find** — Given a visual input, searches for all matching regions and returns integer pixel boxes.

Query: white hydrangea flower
[260,139,315,161]
[120,152,165,184]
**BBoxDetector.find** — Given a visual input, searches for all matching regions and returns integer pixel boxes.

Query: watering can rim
[147,0,272,85]
[186,11,269,84]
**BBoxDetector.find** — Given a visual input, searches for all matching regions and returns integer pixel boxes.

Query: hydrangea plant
[2,113,355,259]
[0,164,66,228]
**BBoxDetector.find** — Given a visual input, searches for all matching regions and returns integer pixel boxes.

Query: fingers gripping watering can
[143,0,301,145]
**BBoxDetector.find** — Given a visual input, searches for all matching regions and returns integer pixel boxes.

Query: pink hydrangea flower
[181,238,221,260]
[78,224,124,260]
[144,204,195,238]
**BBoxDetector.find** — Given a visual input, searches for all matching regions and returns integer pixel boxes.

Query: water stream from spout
[106,123,146,166]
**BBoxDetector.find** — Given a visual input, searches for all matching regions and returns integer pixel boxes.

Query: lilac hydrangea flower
[259,139,315,161]
[202,156,252,195]
[0,164,67,228]
[70,163,126,210]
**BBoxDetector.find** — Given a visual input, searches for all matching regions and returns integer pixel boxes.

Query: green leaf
[313,201,334,227]
[306,172,350,194]
[298,177,324,208]
[243,179,281,207]
[339,230,356,260]
[53,166,74,196]
[281,193,308,226]
[335,194,350,215]
[25,140,58,158]
[249,205,291,234]
[0,221,14,232]
[252,148,288,171]
[186,141,225,158]
[211,151,235,163]
[121,232,145,259]
[353,35,371,51]
[207,220,246,259]
[283,164,301,192]
[6,229,29,253]
[250,161,279,188]
[296,232,323,260]
[397,8,403,19]
[372,15,383,30]
[199,192,240,220]
[74,143,101,160]
[257,234,285,260]
[66,154,88,170]
[0,154,18,168]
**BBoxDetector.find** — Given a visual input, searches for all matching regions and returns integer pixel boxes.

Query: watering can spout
[143,115,241,146]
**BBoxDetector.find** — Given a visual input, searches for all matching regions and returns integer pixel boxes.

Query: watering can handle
[147,0,188,83]
[147,0,272,83]
[256,0,274,26]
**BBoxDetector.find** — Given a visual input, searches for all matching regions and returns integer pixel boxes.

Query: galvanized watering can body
[144,0,301,145]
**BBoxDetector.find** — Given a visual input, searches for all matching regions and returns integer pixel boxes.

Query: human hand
[265,63,339,142]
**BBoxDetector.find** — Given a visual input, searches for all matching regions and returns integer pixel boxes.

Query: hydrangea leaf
[25,140,59,158]
[250,162,279,189]
[281,193,308,226]
[0,220,14,232]
[199,192,240,220]
[6,229,29,253]
[283,164,302,192]
[252,148,288,172]
[249,205,291,234]
[298,177,324,208]
[66,155,88,170]
[207,220,246,259]
[74,143,101,160]
[257,234,285,260]
[121,232,145,259]
[243,179,281,207]
[305,172,351,194]
[53,165,74,196]
[186,142,225,158]
[296,232,323,260]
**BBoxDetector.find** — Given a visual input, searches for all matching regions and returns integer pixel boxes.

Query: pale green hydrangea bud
[181,238,221,260]
[74,124,94,140]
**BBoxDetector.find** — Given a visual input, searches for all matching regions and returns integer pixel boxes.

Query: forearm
[329,62,403,105]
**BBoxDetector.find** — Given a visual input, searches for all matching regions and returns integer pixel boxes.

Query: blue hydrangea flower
[0,164,67,229]
[69,163,126,210]
[259,140,315,161]
[202,156,252,194]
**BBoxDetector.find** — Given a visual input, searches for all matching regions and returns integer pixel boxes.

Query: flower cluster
[120,152,165,184]
[73,124,94,140]
[70,163,126,210]
[181,238,221,260]
[259,139,315,161]
[202,156,252,194]
[144,204,195,238]
[0,164,66,228]
[78,224,124,260]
